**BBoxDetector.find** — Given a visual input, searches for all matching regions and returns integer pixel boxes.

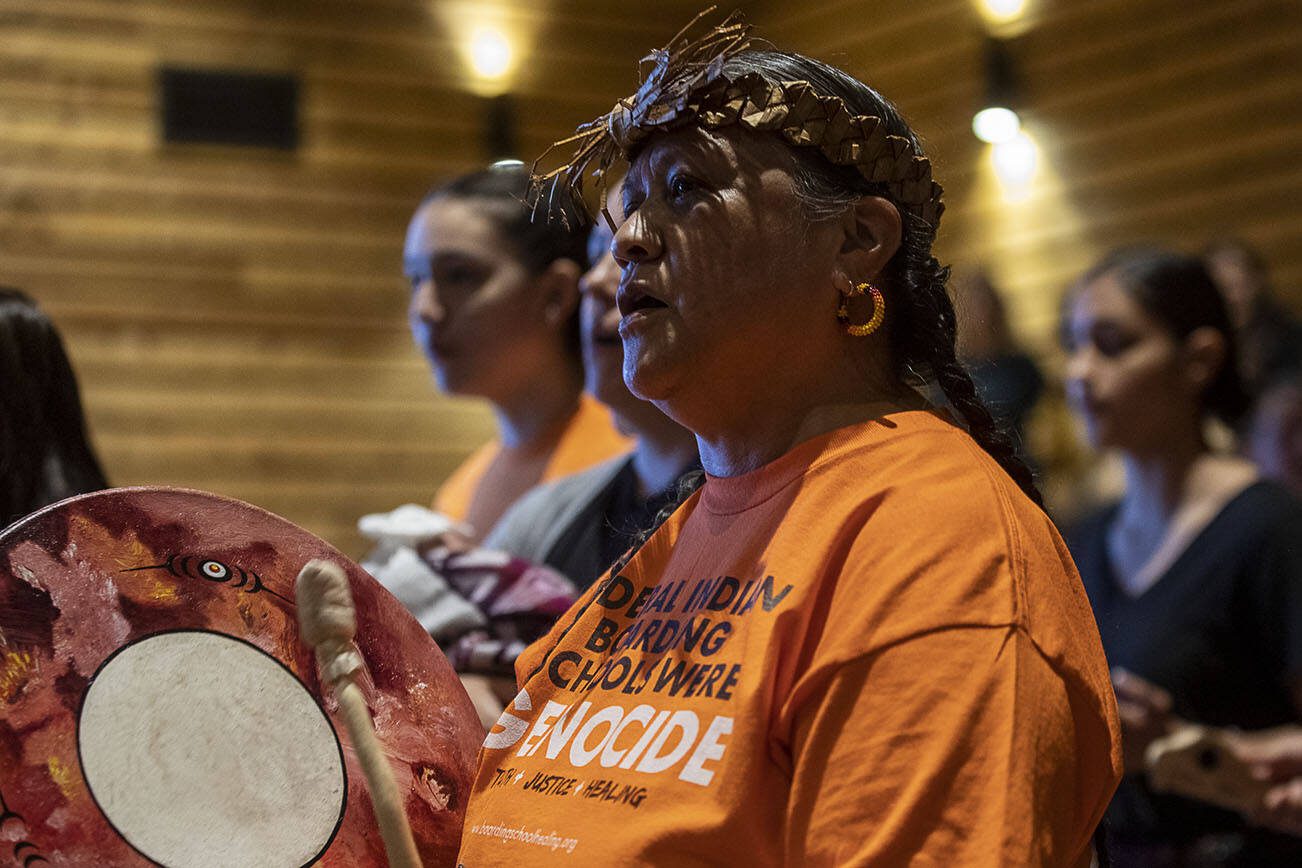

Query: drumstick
[296,559,423,868]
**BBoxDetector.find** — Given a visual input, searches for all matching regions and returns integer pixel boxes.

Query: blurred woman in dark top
[1063,248,1302,866]
[1,287,108,527]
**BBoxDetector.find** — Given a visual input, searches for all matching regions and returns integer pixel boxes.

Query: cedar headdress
[530,7,945,236]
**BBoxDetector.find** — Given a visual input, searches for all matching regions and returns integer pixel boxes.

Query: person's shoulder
[847,412,1030,524]
[483,453,632,553]
[828,415,1048,577]
[433,439,501,517]
[537,453,632,502]
[848,414,1090,592]
[547,396,634,480]
[802,419,1065,657]
[756,411,1038,557]
[1234,478,1301,512]
[1208,482,1302,602]
[509,452,630,519]
[1222,480,1302,546]
[1063,502,1118,556]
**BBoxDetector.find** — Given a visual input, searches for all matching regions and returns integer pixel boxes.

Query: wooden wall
[0,0,701,554]
[750,0,1301,345]
[3,0,1298,544]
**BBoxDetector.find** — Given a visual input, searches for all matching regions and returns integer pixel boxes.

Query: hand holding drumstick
[297,559,424,868]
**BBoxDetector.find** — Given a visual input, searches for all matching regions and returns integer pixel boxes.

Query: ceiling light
[980,0,1028,22]
[972,106,1021,144]
[469,27,511,80]
[992,130,1038,189]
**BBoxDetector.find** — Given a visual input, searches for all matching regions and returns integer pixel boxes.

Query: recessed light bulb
[470,27,511,80]
[992,130,1038,188]
[972,106,1021,144]
[981,0,1028,22]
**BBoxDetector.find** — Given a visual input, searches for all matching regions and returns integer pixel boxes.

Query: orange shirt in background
[433,393,632,529]
[459,410,1122,866]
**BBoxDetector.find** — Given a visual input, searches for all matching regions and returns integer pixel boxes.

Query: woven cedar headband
[529,7,945,234]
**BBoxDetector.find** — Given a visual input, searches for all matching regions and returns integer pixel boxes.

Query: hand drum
[0,487,482,867]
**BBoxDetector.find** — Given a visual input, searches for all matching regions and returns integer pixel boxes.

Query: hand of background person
[1113,668,1176,774]
[1233,728,1302,837]
[418,528,477,560]
[1254,779,1302,837]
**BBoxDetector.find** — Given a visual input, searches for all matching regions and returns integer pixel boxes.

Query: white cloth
[357,505,485,641]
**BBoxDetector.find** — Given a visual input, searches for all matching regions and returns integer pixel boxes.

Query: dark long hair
[1075,246,1251,426]
[425,164,589,275]
[1,288,109,527]
[721,50,1041,506]
[604,49,1042,581]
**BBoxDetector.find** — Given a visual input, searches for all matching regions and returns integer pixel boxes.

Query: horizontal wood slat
[4,0,1298,544]
[755,0,1301,311]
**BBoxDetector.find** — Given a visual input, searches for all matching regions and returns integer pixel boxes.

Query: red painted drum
[0,487,481,867]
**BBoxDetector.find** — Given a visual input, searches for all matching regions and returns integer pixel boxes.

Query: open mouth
[617,284,669,318]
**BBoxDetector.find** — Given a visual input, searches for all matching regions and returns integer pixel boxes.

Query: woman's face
[1064,273,1199,452]
[403,197,549,399]
[611,126,843,421]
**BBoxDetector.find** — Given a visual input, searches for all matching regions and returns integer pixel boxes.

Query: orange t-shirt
[433,394,633,524]
[458,411,1122,866]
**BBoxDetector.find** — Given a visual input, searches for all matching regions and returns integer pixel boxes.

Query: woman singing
[458,12,1121,865]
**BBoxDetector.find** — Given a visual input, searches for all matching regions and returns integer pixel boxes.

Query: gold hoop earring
[837,282,885,337]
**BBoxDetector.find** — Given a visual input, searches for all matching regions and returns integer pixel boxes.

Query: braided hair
[723,50,1043,507]
[604,50,1044,579]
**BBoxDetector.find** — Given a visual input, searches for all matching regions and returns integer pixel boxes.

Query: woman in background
[1,287,108,527]
[404,164,631,540]
[484,194,701,591]
[1203,238,1301,397]
[1243,370,1302,497]
[1063,248,1302,866]
[440,200,700,712]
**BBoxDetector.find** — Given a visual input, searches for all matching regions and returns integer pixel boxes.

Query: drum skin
[0,487,482,867]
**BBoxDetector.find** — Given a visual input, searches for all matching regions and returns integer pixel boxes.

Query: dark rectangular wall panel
[159,67,299,149]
